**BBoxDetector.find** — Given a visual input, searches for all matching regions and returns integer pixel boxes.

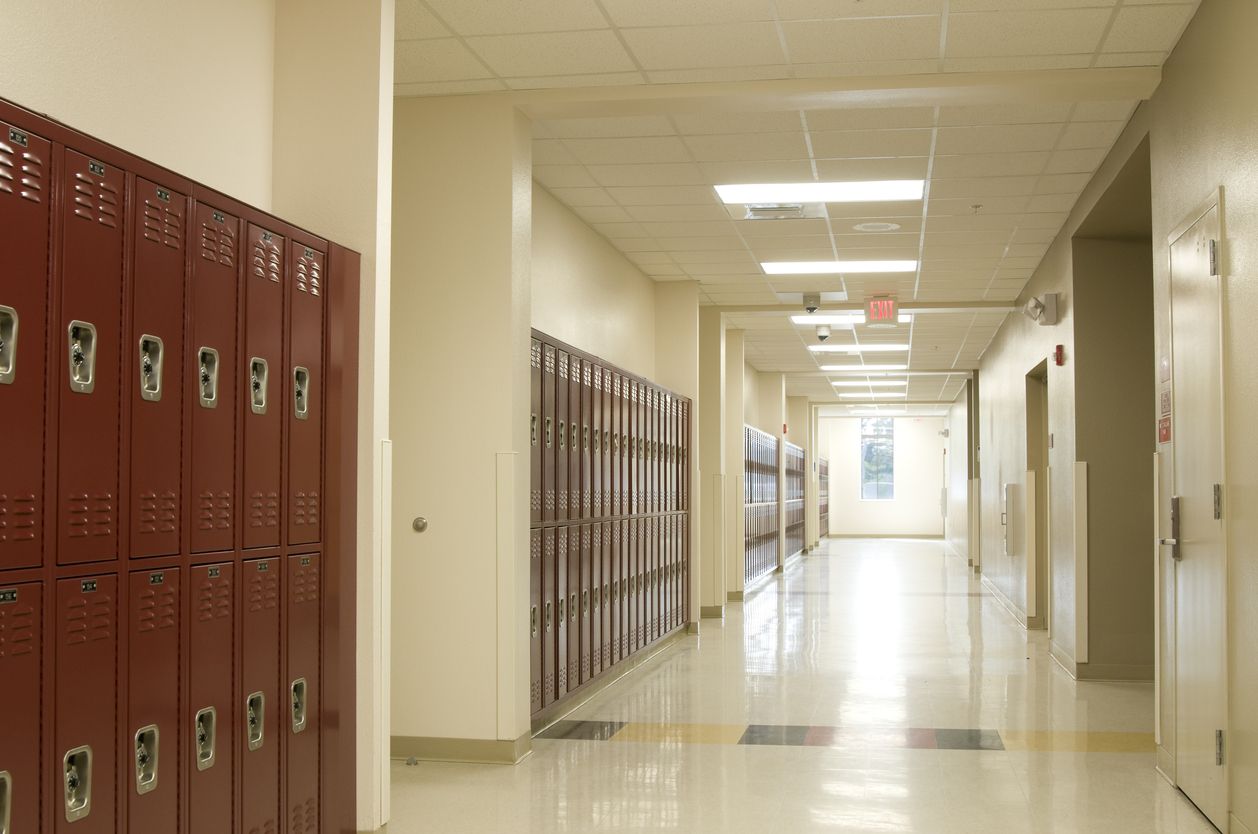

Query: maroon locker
[243,224,285,549]
[579,524,592,683]
[649,516,658,642]
[567,525,580,688]
[189,203,238,554]
[600,522,611,669]
[241,558,280,834]
[58,150,125,565]
[542,528,557,706]
[556,530,568,695]
[681,403,690,511]
[188,563,233,834]
[541,345,556,523]
[56,574,117,834]
[681,514,689,624]
[648,389,657,514]
[609,374,620,515]
[529,528,542,714]
[620,376,630,517]
[128,568,180,832]
[556,351,570,522]
[0,581,41,834]
[288,243,324,545]
[581,361,592,520]
[287,554,320,833]
[601,369,612,517]
[129,179,185,559]
[569,360,582,522]
[628,382,638,515]
[0,123,50,571]
[627,519,637,656]
[530,340,542,525]
[609,522,620,665]
[590,524,601,676]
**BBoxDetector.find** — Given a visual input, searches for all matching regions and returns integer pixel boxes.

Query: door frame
[1165,188,1230,827]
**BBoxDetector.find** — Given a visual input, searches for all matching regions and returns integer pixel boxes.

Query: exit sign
[866,295,898,326]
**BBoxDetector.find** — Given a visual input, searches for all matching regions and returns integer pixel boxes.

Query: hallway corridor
[391,540,1215,834]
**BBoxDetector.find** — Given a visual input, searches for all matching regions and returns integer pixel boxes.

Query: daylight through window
[860,418,894,500]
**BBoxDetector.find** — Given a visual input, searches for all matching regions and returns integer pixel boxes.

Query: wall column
[724,329,746,599]
[654,282,701,628]
[390,95,532,760]
[697,308,726,617]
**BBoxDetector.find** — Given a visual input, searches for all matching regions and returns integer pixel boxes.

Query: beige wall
[946,390,970,560]
[724,329,747,597]
[1146,0,1258,824]
[0,0,277,209]
[742,363,761,429]
[532,187,657,377]
[824,417,945,537]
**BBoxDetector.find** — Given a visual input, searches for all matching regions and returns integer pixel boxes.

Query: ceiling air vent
[743,203,825,221]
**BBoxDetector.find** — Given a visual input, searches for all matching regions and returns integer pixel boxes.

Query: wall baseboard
[727,590,744,602]
[981,575,1027,628]
[391,731,531,765]
[1075,662,1154,682]
[1049,641,1078,679]
[700,604,725,619]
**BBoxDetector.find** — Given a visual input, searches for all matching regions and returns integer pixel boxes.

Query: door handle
[1163,496,1182,561]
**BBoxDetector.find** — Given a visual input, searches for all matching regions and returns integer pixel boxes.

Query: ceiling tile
[684,132,809,163]
[673,111,804,135]
[782,16,942,63]
[929,177,1038,198]
[533,165,599,188]
[587,163,707,187]
[592,222,652,238]
[932,152,1050,178]
[945,9,1111,57]
[791,59,940,77]
[607,185,723,205]
[622,22,786,69]
[1102,4,1197,53]
[938,103,1074,126]
[777,0,944,19]
[810,129,934,158]
[1034,173,1092,193]
[532,140,580,165]
[467,30,636,76]
[545,186,616,206]
[734,218,831,238]
[424,0,610,34]
[396,0,450,39]
[1043,147,1107,174]
[1072,100,1139,122]
[564,136,692,164]
[645,66,794,83]
[941,54,1091,72]
[393,79,505,96]
[640,220,738,238]
[504,72,646,89]
[951,0,1117,9]
[1057,120,1126,149]
[935,124,1063,155]
[1094,52,1166,67]
[698,160,816,183]
[600,0,776,26]
[572,205,634,224]
[535,116,677,138]
[395,38,492,83]
[625,204,731,222]
[815,157,930,180]
[806,108,937,131]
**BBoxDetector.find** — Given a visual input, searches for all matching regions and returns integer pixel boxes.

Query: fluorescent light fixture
[793,313,912,325]
[850,409,906,415]
[839,392,908,399]
[821,364,908,372]
[715,180,924,205]
[808,344,909,353]
[763,260,918,275]
[831,380,908,388]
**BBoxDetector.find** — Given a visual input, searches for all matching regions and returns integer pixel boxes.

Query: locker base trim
[727,590,744,602]
[699,605,725,619]
[1074,662,1154,682]
[390,732,531,765]
[685,621,701,635]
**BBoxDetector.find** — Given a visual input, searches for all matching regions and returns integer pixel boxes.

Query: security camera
[804,293,821,315]
[816,324,831,343]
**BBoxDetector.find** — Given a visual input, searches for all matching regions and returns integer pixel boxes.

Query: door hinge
[1214,484,1223,520]
[1209,239,1221,276]
[1216,729,1225,765]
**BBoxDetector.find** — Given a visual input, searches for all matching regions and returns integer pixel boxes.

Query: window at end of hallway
[860,418,894,501]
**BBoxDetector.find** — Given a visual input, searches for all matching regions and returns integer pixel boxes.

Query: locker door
[610,375,620,516]
[0,581,41,834]
[541,345,556,523]
[581,362,592,520]
[188,563,233,834]
[600,522,611,670]
[579,524,591,684]
[243,224,285,549]
[287,554,320,833]
[649,390,658,514]
[651,516,660,642]
[128,568,180,832]
[129,179,186,559]
[567,526,580,688]
[626,519,637,656]
[628,383,638,515]
[590,524,601,677]
[241,558,280,834]
[530,340,541,525]
[58,151,125,564]
[0,123,51,571]
[529,529,542,714]
[556,352,569,523]
[542,528,556,707]
[288,243,324,545]
[56,574,117,834]
[556,529,569,696]
[590,365,601,521]
[601,369,612,518]
[569,361,582,521]
[190,203,238,554]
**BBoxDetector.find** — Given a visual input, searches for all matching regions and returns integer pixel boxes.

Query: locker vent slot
[252,232,282,283]
[0,600,36,657]
[136,585,177,632]
[248,569,280,612]
[64,491,115,540]
[291,797,317,834]
[292,560,319,605]
[194,707,217,771]
[71,168,119,228]
[136,490,178,537]
[0,493,38,544]
[0,142,45,204]
[295,249,324,298]
[196,574,232,622]
[63,746,92,822]
[63,593,114,645]
[143,197,182,249]
[246,691,266,751]
[200,220,236,267]
[0,305,17,384]
[133,725,159,795]
[292,491,319,530]
[197,491,234,532]
[249,491,280,530]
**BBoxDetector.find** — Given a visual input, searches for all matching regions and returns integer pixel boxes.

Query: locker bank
[4,1,1258,833]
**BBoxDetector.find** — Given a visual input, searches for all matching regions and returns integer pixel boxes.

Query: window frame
[859,417,895,501]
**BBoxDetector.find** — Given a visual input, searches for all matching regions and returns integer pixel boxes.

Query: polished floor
[390,538,1216,833]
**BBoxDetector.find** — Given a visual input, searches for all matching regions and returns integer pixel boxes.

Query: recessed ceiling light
[853,222,902,232]
[839,392,908,399]
[715,180,924,205]
[763,260,918,275]
[821,364,908,372]
[831,380,908,387]
[808,344,910,353]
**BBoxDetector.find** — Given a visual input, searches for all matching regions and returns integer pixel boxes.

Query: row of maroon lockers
[744,426,779,507]
[531,335,691,525]
[784,443,806,503]
[529,516,689,716]
[818,458,831,528]
[745,503,779,586]
[0,106,325,573]
[1,555,323,834]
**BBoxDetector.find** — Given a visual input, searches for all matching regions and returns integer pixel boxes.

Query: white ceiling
[393,0,1199,407]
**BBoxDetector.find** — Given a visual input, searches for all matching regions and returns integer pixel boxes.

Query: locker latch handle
[531,414,538,447]
[530,605,538,637]
[0,305,17,385]
[545,601,552,632]
[569,593,577,622]
[293,366,310,420]
[250,357,269,415]
[198,347,220,408]
[246,692,266,751]
[558,420,566,450]
[134,725,160,795]
[194,707,217,771]
[63,746,92,823]
[545,418,553,448]
[67,321,97,394]
[582,588,589,615]
[291,678,308,734]
[138,335,164,402]
[0,769,11,834]
[571,424,578,450]
[557,598,566,623]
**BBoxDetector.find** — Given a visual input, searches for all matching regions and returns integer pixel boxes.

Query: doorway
[1025,362,1049,631]
[1168,196,1228,830]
